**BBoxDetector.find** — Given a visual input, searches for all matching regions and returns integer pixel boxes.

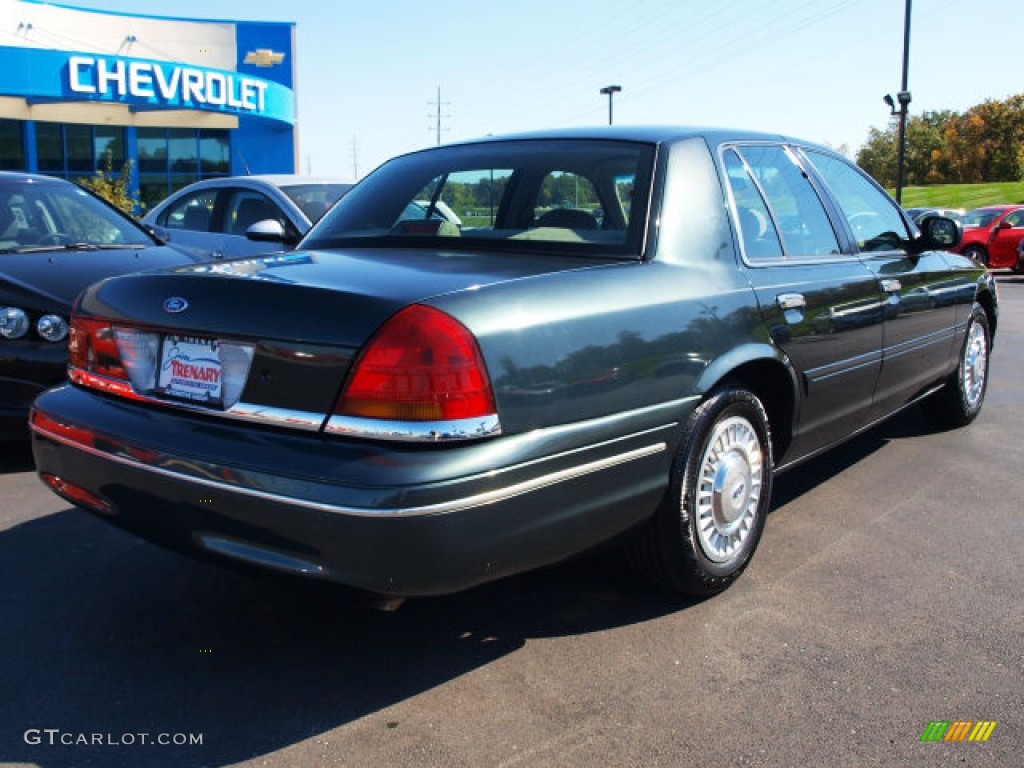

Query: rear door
[724,144,884,460]
[156,186,230,261]
[801,148,964,421]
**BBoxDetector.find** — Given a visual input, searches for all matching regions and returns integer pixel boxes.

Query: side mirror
[912,215,962,252]
[997,219,1013,230]
[245,219,289,243]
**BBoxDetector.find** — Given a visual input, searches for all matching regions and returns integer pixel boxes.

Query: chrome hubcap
[963,321,988,409]
[694,416,763,563]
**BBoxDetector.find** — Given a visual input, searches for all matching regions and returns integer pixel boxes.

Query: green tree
[858,94,1024,186]
[77,149,139,215]
[856,126,897,186]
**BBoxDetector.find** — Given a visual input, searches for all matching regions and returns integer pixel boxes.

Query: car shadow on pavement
[0,441,33,474]
[0,406,936,767]
[0,499,691,768]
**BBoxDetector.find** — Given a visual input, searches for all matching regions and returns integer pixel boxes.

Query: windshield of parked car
[280,183,353,222]
[961,208,1004,228]
[0,179,152,253]
[302,139,654,257]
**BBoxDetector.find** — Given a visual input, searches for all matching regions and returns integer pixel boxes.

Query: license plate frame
[156,334,224,406]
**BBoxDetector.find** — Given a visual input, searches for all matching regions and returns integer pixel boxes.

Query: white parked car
[141,175,354,260]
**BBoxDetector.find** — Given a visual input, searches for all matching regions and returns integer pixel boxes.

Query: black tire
[921,305,991,428]
[963,245,988,267]
[627,387,773,597]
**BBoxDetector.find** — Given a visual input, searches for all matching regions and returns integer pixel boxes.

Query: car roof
[382,125,838,166]
[249,175,353,187]
[165,175,352,191]
[442,125,827,149]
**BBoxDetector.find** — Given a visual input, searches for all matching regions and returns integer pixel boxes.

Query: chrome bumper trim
[324,413,502,442]
[32,418,666,518]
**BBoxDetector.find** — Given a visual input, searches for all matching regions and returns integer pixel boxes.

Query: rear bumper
[30,385,682,595]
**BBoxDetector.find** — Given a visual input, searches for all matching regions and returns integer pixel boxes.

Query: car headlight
[0,307,30,339]
[37,314,69,342]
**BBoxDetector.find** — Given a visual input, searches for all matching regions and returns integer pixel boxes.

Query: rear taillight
[67,313,154,400]
[68,316,127,380]
[334,305,497,423]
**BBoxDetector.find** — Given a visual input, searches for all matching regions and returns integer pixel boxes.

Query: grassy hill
[892,182,1024,210]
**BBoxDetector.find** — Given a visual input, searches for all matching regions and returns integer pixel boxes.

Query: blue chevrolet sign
[0,47,294,124]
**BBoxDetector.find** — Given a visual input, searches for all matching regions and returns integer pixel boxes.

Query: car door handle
[881,279,901,292]
[776,293,806,310]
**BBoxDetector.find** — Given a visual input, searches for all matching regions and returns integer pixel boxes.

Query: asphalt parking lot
[1,276,1021,768]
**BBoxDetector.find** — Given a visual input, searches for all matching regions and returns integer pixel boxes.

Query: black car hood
[0,244,199,311]
[78,247,619,347]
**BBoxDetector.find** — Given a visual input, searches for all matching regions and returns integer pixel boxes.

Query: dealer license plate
[157,335,224,405]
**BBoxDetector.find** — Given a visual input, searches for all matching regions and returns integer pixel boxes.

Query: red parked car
[953,204,1024,271]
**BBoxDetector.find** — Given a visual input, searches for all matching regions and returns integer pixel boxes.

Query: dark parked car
[141,175,354,261]
[30,128,995,598]
[0,172,204,441]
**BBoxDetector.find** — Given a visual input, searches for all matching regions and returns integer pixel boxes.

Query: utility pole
[428,86,450,146]
[884,0,912,203]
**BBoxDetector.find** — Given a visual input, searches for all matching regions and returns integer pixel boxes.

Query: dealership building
[0,0,296,208]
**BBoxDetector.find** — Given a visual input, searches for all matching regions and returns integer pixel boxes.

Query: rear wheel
[921,305,991,428]
[963,245,988,267]
[628,387,773,597]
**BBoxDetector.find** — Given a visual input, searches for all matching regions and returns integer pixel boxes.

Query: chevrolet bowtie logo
[244,49,285,67]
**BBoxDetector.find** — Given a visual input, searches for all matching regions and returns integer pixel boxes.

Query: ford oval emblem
[163,297,189,313]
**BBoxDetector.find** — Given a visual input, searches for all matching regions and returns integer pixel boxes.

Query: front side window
[305,139,654,258]
[224,190,287,236]
[1003,210,1024,228]
[804,150,910,252]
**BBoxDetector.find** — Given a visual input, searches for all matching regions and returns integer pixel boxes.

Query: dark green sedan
[29,127,996,598]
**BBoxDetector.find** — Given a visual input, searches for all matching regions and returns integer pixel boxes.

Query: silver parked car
[141,175,354,261]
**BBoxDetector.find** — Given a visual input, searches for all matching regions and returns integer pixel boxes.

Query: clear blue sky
[60,0,1018,181]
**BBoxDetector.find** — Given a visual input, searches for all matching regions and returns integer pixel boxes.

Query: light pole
[600,85,621,125]
[884,0,912,204]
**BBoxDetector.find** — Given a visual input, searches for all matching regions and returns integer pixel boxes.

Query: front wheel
[921,305,991,428]
[627,388,773,597]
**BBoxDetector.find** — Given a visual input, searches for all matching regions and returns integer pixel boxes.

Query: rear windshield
[302,139,655,258]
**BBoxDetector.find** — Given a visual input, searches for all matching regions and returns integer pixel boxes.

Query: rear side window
[160,189,218,232]
[724,149,783,261]
[804,150,910,252]
[730,145,841,260]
